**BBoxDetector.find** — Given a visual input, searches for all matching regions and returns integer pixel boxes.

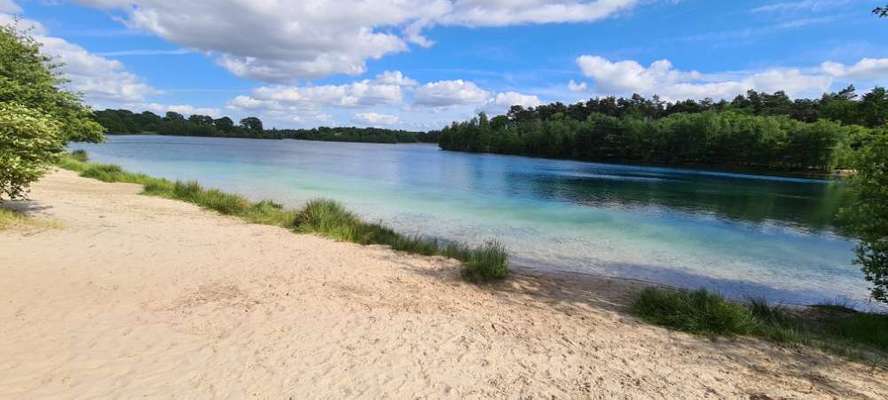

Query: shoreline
[2,169,887,398]
[100,134,843,180]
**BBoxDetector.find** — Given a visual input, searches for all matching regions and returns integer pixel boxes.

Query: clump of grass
[243,200,297,227]
[57,153,510,283]
[811,304,888,352]
[56,153,89,172]
[170,181,250,215]
[0,207,62,231]
[0,208,27,230]
[80,163,159,186]
[292,199,510,281]
[70,149,89,162]
[290,199,510,281]
[631,288,757,335]
[460,240,509,282]
[632,288,888,364]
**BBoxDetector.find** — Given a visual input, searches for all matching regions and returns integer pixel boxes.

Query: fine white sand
[1,169,886,399]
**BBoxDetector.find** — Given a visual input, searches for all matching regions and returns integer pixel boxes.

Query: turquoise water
[71,135,873,309]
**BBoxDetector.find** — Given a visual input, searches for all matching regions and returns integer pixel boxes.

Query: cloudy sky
[2,0,887,130]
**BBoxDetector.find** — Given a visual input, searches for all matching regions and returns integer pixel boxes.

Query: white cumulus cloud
[228,71,415,112]
[576,55,836,100]
[821,58,888,81]
[414,80,491,107]
[354,112,400,126]
[1,5,158,106]
[74,0,643,82]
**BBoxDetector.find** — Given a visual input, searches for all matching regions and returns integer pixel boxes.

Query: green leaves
[844,131,888,304]
[0,102,63,199]
[0,23,104,200]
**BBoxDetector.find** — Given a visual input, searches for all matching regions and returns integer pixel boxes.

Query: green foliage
[440,110,859,172]
[460,240,509,282]
[69,149,88,162]
[0,25,103,143]
[0,24,103,200]
[0,207,26,230]
[631,288,757,335]
[633,288,888,362]
[57,154,509,283]
[843,131,888,304]
[0,102,63,199]
[92,109,438,143]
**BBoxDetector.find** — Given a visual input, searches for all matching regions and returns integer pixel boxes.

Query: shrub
[0,103,63,200]
[631,288,757,335]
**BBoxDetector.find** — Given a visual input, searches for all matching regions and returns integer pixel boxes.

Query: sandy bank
[1,170,886,399]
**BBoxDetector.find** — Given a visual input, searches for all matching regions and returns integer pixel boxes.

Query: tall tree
[239,117,263,133]
[213,116,235,132]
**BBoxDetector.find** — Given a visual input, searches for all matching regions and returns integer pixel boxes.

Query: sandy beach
[1,169,886,399]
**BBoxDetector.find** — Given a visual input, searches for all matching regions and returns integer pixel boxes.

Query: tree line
[437,87,888,173]
[501,87,887,128]
[93,109,437,143]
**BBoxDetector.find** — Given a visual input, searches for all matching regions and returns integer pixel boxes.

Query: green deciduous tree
[239,117,264,133]
[1,23,103,200]
[844,131,888,304]
[0,24,103,143]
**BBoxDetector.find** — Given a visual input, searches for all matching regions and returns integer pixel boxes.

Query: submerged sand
[1,169,886,399]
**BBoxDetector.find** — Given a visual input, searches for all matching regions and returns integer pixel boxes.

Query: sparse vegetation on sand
[0,207,27,230]
[632,287,888,364]
[0,206,60,231]
[57,153,509,282]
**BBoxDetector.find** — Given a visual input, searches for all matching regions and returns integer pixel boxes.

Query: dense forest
[437,87,888,173]
[92,109,437,143]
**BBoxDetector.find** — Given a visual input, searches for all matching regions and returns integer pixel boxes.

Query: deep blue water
[71,135,876,309]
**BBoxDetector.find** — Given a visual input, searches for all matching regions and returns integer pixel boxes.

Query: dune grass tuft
[57,153,509,282]
[292,199,510,280]
[632,287,888,364]
[70,149,89,162]
[460,240,509,282]
[0,207,26,230]
[632,287,756,335]
[0,207,61,231]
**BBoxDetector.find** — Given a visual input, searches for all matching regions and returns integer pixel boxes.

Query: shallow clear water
[71,135,873,309]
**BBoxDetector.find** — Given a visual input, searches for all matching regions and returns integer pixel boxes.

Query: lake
[71,135,872,309]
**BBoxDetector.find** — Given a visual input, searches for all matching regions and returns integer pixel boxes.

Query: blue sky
[2,0,886,130]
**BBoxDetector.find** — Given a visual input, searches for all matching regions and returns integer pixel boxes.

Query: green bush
[631,288,757,335]
[0,103,64,199]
